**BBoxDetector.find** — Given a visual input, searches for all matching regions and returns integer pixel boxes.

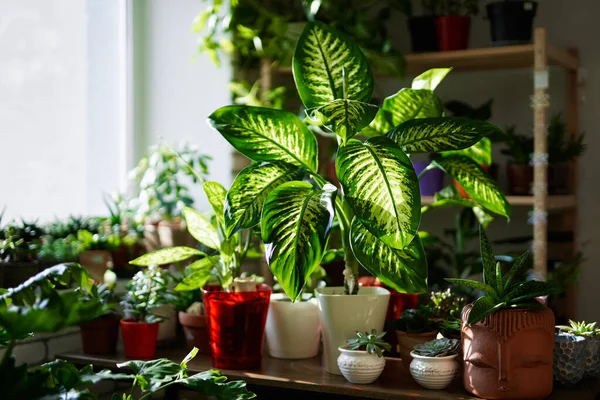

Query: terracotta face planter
[462,305,555,399]
[178,311,211,355]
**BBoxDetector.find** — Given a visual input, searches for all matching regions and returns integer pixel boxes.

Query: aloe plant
[208,22,510,301]
[446,227,561,326]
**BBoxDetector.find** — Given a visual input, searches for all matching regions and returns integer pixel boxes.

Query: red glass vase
[203,284,271,369]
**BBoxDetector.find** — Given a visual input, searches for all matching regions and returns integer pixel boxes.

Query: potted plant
[388,307,439,367]
[208,22,509,374]
[129,142,211,248]
[77,229,120,282]
[131,181,268,369]
[446,227,560,399]
[120,265,175,358]
[435,0,479,51]
[0,218,46,287]
[79,278,120,355]
[487,1,538,46]
[555,320,600,384]
[395,0,439,53]
[37,235,81,269]
[501,114,586,195]
[337,330,391,384]
[410,338,460,389]
[430,288,466,339]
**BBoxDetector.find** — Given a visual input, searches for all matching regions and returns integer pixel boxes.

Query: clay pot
[396,330,438,368]
[80,314,120,354]
[462,304,555,399]
[554,333,586,385]
[584,336,600,378]
[178,311,210,355]
[337,346,386,384]
[78,250,112,282]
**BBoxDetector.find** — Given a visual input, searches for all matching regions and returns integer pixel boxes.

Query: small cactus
[413,338,459,357]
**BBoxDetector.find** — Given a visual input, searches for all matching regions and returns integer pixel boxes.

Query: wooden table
[60,349,600,400]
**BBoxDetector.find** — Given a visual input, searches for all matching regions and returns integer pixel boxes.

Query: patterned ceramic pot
[554,333,586,385]
[337,346,386,384]
[584,336,600,378]
[410,351,459,390]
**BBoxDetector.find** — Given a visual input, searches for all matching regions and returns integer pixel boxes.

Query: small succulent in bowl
[338,330,391,384]
[556,320,600,380]
[413,338,460,358]
[410,338,461,390]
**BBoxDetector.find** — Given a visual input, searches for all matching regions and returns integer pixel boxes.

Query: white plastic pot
[337,346,386,384]
[409,351,459,390]
[315,286,390,375]
[265,293,320,359]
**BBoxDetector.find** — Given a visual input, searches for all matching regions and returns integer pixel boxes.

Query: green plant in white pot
[207,22,510,374]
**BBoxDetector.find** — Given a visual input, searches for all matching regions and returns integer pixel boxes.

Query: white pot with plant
[206,22,509,376]
[409,338,460,390]
[337,330,390,384]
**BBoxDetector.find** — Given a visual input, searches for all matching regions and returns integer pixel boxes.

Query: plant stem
[0,338,15,369]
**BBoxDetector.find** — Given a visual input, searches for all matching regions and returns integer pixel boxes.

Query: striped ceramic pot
[410,352,459,390]
[337,347,386,384]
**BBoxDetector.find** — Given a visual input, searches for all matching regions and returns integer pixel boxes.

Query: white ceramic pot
[316,286,390,375]
[265,293,320,359]
[155,304,177,342]
[337,346,386,384]
[409,351,459,390]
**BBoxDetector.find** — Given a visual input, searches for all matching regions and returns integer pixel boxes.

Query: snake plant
[413,338,460,357]
[208,21,510,301]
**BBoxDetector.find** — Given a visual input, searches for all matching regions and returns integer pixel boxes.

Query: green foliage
[437,0,480,16]
[0,219,46,262]
[413,338,459,357]
[446,227,561,326]
[37,235,81,263]
[120,266,176,323]
[557,320,600,337]
[346,329,392,358]
[77,230,120,252]
[387,307,437,333]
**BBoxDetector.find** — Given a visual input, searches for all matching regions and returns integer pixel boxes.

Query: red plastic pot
[203,284,271,369]
[436,16,471,51]
[80,315,120,354]
[120,319,159,358]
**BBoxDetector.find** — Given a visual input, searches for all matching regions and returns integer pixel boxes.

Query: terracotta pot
[396,330,438,368]
[157,220,195,248]
[178,311,211,355]
[120,319,160,359]
[462,304,555,399]
[436,16,471,51]
[78,250,112,282]
[80,314,120,354]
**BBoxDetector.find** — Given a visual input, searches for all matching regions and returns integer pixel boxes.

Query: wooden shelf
[421,195,577,210]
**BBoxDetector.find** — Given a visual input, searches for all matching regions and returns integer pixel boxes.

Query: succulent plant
[413,338,460,358]
[557,320,600,337]
[346,329,392,358]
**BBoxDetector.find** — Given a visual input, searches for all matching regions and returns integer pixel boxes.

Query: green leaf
[130,246,205,266]
[180,347,199,370]
[445,278,498,299]
[203,181,227,228]
[307,99,379,142]
[411,68,452,91]
[363,89,443,136]
[467,295,506,326]
[208,106,318,171]
[183,370,256,400]
[224,161,304,237]
[479,227,497,289]
[175,257,220,291]
[432,155,511,219]
[387,118,500,154]
[336,137,420,249]
[503,251,529,290]
[116,358,182,392]
[504,280,562,304]
[442,137,492,166]
[496,262,504,297]
[293,21,374,109]
[261,181,336,301]
[350,218,427,293]
[183,207,220,250]
[473,206,494,228]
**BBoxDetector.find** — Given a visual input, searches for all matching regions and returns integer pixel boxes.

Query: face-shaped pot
[462,305,555,399]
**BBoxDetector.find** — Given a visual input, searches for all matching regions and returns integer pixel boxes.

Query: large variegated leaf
[293,21,374,109]
[224,161,304,237]
[183,207,220,250]
[208,106,318,171]
[412,68,452,91]
[175,256,220,291]
[442,137,493,166]
[130,246,205,266]
[261,181,336,301]
[307,99,379,142]
[387,117,500,153]
[362,89,444,137]
[351,218,427,293]
[432,155,511,219]
[336,137,420,249]
[203,181,227,228]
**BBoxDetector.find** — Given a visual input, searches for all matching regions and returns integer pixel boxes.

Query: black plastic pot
[487,1,538,45]
[408,16,438,53]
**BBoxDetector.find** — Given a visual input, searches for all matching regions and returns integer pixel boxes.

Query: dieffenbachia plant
[131,181,259,291]
[208,21,510,301]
